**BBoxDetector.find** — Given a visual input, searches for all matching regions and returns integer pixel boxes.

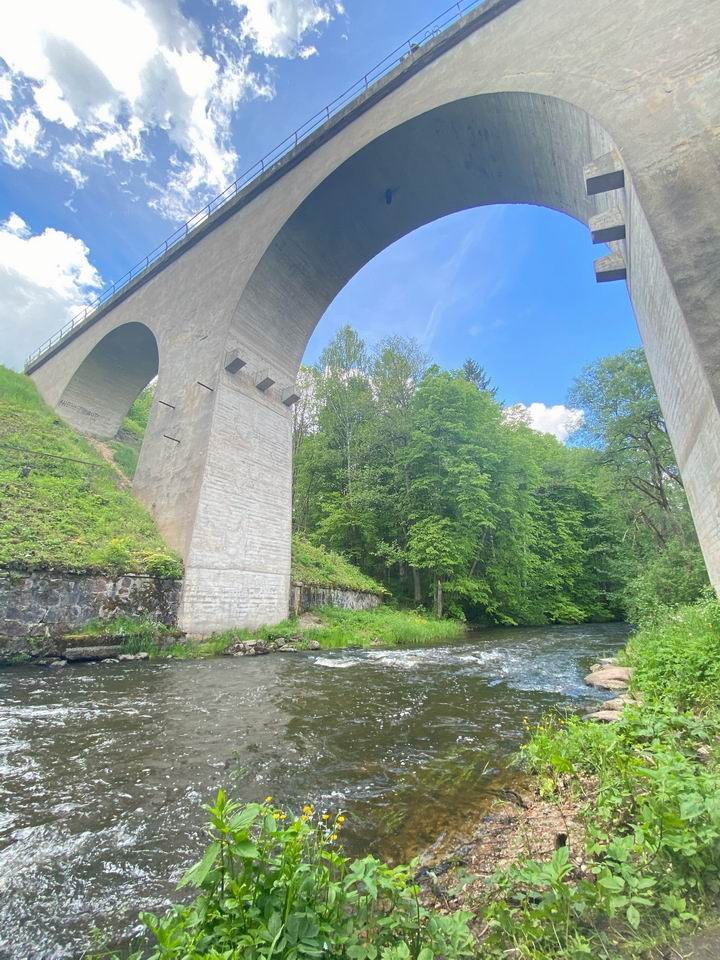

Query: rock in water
[584,665,633,690]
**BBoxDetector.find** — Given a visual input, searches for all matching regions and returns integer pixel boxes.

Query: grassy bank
[223,605,464,650]
[291,536,386,594]
[0,367,182,577]
[465,598,720,958]
[78,606,465,659]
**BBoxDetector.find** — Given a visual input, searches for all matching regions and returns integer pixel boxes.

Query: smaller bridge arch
[56,322,159,438]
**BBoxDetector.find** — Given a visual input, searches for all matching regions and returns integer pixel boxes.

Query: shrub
[89,537,135,573]
[139,549,183,579]
[622,537,710,625]
[626,597,720,709]
[125,790,474,960]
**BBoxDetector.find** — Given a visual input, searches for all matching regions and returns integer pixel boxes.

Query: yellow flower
[330,833,338,841]
[303,804,314,816]
[273,811,281,820]
[322,813,330,821]
[336,815,346,824]
[279,812,287,820]
[264,796,273,803]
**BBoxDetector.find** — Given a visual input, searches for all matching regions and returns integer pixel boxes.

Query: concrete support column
[625,182,720,589]
[174,372,293,635]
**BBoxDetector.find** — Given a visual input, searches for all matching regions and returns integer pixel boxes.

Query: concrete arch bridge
[25,0,720,634]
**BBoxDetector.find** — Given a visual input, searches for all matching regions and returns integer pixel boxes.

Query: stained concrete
[26,0,720,633]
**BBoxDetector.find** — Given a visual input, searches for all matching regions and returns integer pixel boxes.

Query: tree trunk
[436,577,443,618]
[412,567,422,604]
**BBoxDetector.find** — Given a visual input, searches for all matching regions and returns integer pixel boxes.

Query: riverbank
[422,598,720,958]
[62,605,466,662]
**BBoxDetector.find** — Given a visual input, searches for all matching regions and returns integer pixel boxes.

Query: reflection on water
[0,622,627,959]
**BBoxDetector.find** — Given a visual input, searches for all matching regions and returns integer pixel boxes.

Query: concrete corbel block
[256,372,275,392]
[225,352,246,374]
[594,250,627,283]
[589,207,626,244]
[282,387,301,406]
[584,151,625,196]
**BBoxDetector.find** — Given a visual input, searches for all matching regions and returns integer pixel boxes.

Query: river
[0,622,627,959]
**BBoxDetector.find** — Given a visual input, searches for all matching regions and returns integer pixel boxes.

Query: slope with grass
[291,536,386,594]
[0,366,182,577]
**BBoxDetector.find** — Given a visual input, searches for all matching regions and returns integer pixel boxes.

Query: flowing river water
[0,622,628,959]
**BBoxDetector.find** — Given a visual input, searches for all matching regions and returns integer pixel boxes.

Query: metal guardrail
[24,0,485,370]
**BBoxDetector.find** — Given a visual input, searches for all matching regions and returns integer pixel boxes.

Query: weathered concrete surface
[26,0,720,633]
[0,571,181,655]
[290,583,384,616]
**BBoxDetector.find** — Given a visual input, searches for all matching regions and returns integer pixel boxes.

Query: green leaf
[178,841,220,889]
[627,904,641,930]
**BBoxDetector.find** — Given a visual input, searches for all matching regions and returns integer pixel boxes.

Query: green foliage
[627,597,720,709]
[111,386,153,479]
[0,366,182,577]
[110,440,140,479]
[214,606,465,652]
[294,329,625,625]
[570,349,709,621]
[482,600,720,959]
[291,536,386,594]
[621,537,711,626]
[125,791,474,960]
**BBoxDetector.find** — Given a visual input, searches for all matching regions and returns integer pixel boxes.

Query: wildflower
[303,804,314,816]
[330,833,338,841]
[322,813,330,821]
[336,815,346,824]
[273,811,281,820]
[264,796,273,803]
[279,812,287,820]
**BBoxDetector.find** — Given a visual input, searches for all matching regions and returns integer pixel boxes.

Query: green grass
[478,597,720,959]
[291,536,386,594]
[214,605,465,652]
[110,387,152,480]
[0,366,182,577]
[78,606,465,660]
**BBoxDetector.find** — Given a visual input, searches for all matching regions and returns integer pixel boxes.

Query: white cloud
[0,213,102,370]
[237,0,343,58]
[505,402,584,443]
[0,74,12,101]
[0,0,295,219]
[0,109,42,167]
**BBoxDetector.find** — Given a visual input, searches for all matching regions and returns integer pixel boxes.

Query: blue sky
[0,0,639,437]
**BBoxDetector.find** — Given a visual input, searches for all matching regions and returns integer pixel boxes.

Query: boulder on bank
[584,665,633,690]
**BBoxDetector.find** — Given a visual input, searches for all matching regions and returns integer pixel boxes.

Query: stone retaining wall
[290,582,383,616]
[0,573,383,664]
[0,570,181,663]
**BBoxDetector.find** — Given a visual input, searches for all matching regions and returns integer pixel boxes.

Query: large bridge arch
[57,321,159,438]
[25,0,720,633]
[227,91,616,379]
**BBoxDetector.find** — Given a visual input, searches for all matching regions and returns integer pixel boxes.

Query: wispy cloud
[0,0,341,221]
[317,206,511,358]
